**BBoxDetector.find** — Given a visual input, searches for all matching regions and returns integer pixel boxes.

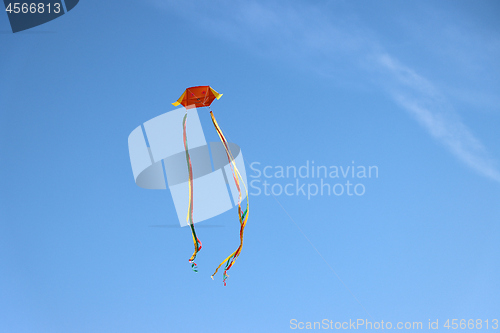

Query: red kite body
[172,86,222,109]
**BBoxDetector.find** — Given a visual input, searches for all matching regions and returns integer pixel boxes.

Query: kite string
[183,110,202,272]
[209,110,249,285]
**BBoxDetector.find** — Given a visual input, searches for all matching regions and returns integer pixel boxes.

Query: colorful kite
[173,86,249,285]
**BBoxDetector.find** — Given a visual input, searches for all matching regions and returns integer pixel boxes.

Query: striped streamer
[183,111,202,272]
[209,110,249,286]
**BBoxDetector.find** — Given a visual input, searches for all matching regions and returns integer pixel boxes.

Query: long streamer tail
[183,111,202,272]
[209,110,249,285]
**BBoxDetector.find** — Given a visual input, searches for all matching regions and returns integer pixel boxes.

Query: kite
[173,86,249,285]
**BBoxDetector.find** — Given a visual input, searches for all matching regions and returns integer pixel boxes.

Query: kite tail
[209,110,249,285]
[183,111,202,272]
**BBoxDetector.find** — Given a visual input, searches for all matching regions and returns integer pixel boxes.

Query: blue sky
[1,0,499,332]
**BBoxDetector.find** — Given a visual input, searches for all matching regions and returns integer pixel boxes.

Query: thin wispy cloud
[378,53,500,182]
[375,55,500,181]
[150,0,500,182]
